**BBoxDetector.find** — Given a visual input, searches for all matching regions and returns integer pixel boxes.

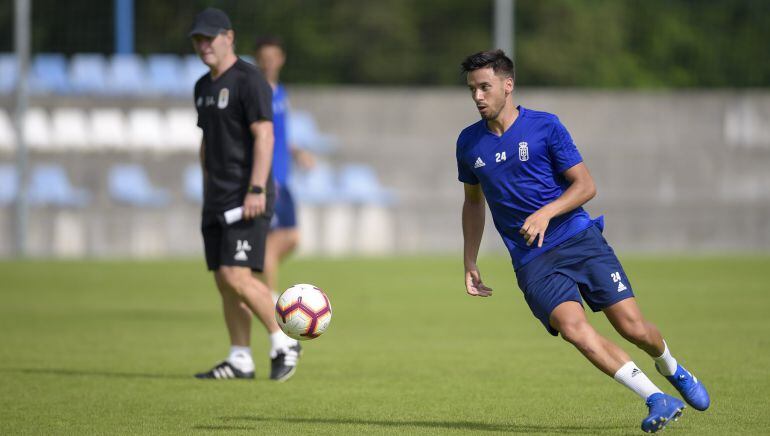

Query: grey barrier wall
[0,88,768,258]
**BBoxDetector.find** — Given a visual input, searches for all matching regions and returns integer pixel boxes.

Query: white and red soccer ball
[275,284,332,340]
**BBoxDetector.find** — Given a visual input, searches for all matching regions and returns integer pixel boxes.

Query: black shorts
[201,212,271,272]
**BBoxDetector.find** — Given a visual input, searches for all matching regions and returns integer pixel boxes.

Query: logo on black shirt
[218,88,230,109]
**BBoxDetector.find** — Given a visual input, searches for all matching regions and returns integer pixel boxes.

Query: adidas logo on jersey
[617,281,628,292]
[473,157,486,168]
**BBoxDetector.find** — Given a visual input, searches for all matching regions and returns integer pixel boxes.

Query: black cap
[188,8,232,38]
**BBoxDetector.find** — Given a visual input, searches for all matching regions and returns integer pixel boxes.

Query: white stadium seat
[127,108,163,149]
[165,108,201,151]
[51,108,90,149]
[23,108,52,150]
[90,108,127,149]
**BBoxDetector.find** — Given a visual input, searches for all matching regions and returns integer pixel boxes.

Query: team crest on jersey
[217,88,230,109]
[518,142,529,161]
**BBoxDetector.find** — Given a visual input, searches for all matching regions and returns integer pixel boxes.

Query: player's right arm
[462,183,493,297]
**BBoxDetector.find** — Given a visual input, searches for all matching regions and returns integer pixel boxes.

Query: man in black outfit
[189,7,300,382]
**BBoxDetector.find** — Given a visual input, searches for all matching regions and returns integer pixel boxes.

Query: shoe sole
[194,374,255,380]
[271,365,296,383]
[644,406,685,433]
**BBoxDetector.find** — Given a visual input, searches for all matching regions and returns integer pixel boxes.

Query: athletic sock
[227,346,254,373]
[613,361,663,400]
[653,340,678,376]
[269,330,297,356]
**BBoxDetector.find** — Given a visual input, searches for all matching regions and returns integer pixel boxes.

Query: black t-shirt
[194,57,275,213]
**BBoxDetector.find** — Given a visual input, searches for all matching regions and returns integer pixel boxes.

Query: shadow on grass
[3,367,192,380]
[192,415,631,434]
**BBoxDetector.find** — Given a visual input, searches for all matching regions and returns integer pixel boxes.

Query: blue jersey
[272,84,290,186]
[456,106,594,270]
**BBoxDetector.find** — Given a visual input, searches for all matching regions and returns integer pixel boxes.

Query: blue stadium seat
[288,111,335,154]
[289,162,339,205]
[108,164,170,207]
[30,53,70,95]
[147,54,184,95]
[183,164,203,203]
[69,53,108,95]
[182,54,208,93]
[0,53,17,95]
[338,164,395,205]
[27,164,90,207]
[0,164,18,205]
[107,54,147,95]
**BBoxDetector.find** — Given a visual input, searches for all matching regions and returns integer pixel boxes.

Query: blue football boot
[641,393,685,433]
[658,363,711,411]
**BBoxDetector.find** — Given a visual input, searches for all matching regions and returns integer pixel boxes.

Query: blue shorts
[515,222,634,336]
[270,184,297,230]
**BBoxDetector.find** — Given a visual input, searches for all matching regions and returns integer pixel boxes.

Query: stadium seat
[165,108,201,151]
[181,54,209,95]
[30,53,70,95]
[0,164,17,205]
[51,108,89,149]
[183,164,203,203]
[89,108,127,149]
[69,53,108,95]
[27,164,90,207]
[288,111,335,154]
[338,164,395,205]
[107,54,147,96]
[147,54,184,96]
[0,53,17,95]
[23,108,52,150]
[0,108,16,151]
[108,164,170,207]
[289,162,339,205]
[127,108,163,149]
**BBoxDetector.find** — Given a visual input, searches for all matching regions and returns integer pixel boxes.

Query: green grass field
[1,255,769,435]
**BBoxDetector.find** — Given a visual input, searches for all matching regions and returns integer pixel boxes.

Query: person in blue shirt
[457,50,710,434]
[254,36,315,297]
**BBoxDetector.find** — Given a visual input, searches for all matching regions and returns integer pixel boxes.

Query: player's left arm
[243,120,274,219]
[519,162,596,247]
[242,72,274,220]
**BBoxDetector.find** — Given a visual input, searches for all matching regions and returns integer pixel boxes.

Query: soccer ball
[275,284,332,341]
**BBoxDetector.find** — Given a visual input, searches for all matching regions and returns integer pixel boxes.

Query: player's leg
[549,301,631,376]
[264,185,300,296]
[523,272,667,396]
[216,265,282,333]
[264,228,299,294]
[215,273,252,347]
[217,265,300,381]
[574,224,709,414]
[196,216,256,380]
[604,298,710,411]
[549,301,684,433]
[603,298,664,357]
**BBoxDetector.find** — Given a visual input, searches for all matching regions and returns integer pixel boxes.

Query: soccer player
[188,7,300,382]
[456,50,710,433]
[253,36,315,298]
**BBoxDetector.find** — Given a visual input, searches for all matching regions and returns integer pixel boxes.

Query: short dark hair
[254,35,284,52]
[461,49,514,80]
